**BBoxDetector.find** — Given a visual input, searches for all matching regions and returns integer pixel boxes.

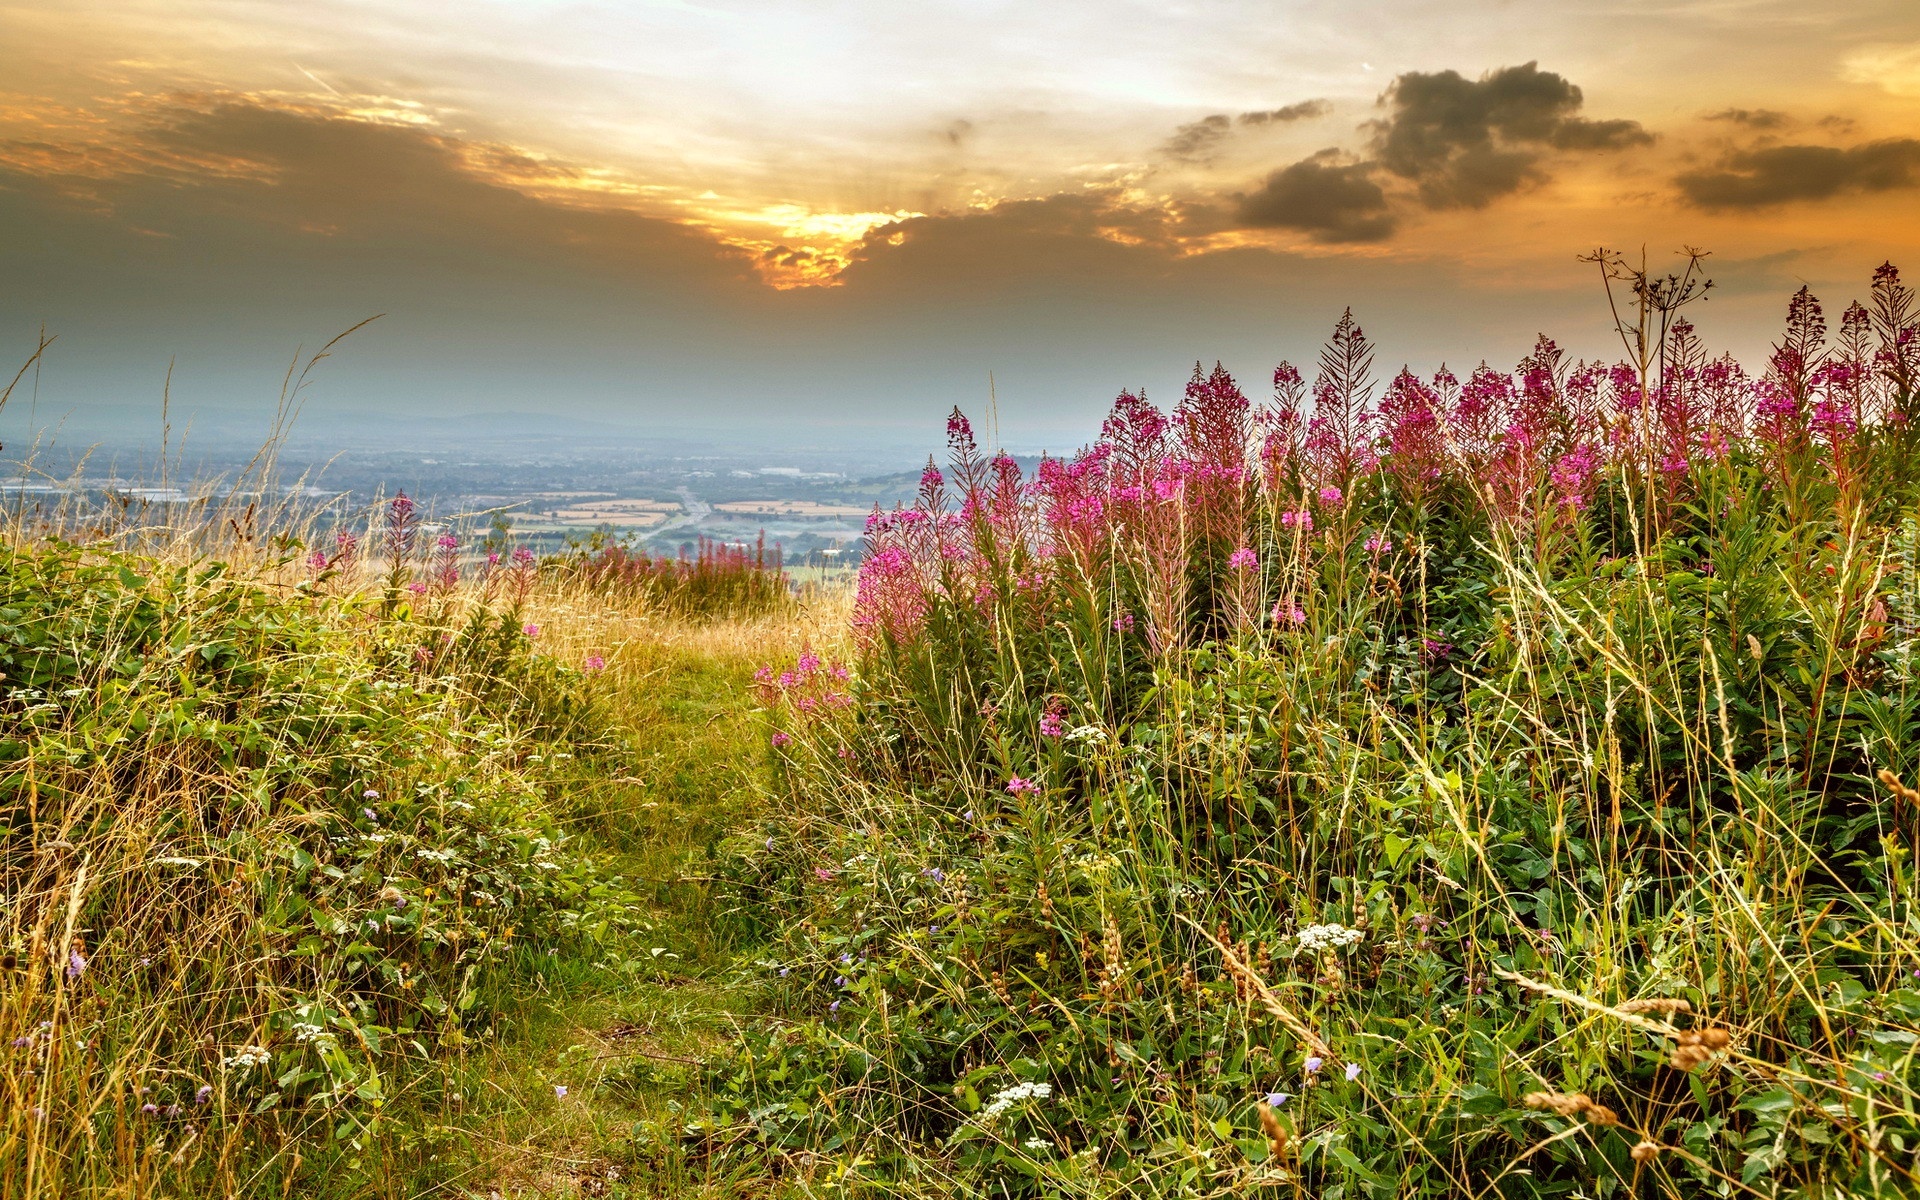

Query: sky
[3,0,1920,453]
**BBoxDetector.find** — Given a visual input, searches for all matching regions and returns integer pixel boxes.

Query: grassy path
[453,610,808,1198]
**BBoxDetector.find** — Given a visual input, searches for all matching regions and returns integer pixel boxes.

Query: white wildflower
[223,1045,271,1070]
[981,1080,1053,1120]
[1294,923,1365,953]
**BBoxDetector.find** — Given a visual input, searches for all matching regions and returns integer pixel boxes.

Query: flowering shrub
[712,261,1920,1195]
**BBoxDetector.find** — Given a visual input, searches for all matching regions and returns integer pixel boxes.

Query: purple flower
[1264,1091,1291,1107]
[1345,1062,1361,1082]
[67,948,87,982]
[828,1000,841,1012]
[141,1103,159,1115]
[554,1085,568,1099]
[195,1085,213,1105]
[1304,1055,1323,1075]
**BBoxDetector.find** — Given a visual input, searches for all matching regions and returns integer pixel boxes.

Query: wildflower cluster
[713,259,1920,1197]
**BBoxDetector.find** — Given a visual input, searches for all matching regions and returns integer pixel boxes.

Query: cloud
[1162,114,1233,163]
[1706,108,1789,130]
[1842,43,1920,98]
[1234,150,1395,243]
[1370,61,1652,208]
[1238,100,1331,126]
[1676,138,1920,208]
[1163,100,1331,165]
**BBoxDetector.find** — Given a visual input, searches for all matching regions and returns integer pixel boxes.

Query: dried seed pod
[1618,997,1692,1015]
[1256,1102,1290,1159]
[1524,1090,1616,1125]
[1668,1025,1731,1070]
[1631,1140,1660,1162]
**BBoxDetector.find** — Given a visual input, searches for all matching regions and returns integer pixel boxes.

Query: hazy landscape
[7,3,1920,1198]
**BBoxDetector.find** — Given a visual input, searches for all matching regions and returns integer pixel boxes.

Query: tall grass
[711,257,1920,1197]
[559,535,790,621]
[0,429,801,1200]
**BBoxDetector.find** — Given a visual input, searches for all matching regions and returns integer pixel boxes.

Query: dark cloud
[1162,114,1232,163]
[1234,149,1395,243]
[1676,138,1920,208]
[1238,100,1330,126]
[761,244,817,267]
[1706,107,1788,130]
[1370,61,1652,208]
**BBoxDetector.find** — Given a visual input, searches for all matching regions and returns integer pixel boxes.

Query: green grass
[0,533,816,1199]
[451,609,804,1198]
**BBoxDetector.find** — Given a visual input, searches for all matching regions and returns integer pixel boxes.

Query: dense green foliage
[1,541,646,1195]
[710,271,1920,1197]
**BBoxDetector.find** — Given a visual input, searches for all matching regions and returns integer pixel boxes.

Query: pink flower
[814,867,835,881]
[1227,546,1258,571]
[1038,704,1066,738]
[1363,534,1393,556]
[583,655,606,672]
[1006,776,1041,795]
[523,624,540,638]
[771,731,791,747]
[1112,613,1135,632]
[406,581,428,596]
[1279,510,1314,533]
[1271,602,1306,626]
[1317,486,1343,506]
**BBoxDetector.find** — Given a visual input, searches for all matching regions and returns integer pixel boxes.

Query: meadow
[722,256,1920,1198]
[5,252,1920,1199]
